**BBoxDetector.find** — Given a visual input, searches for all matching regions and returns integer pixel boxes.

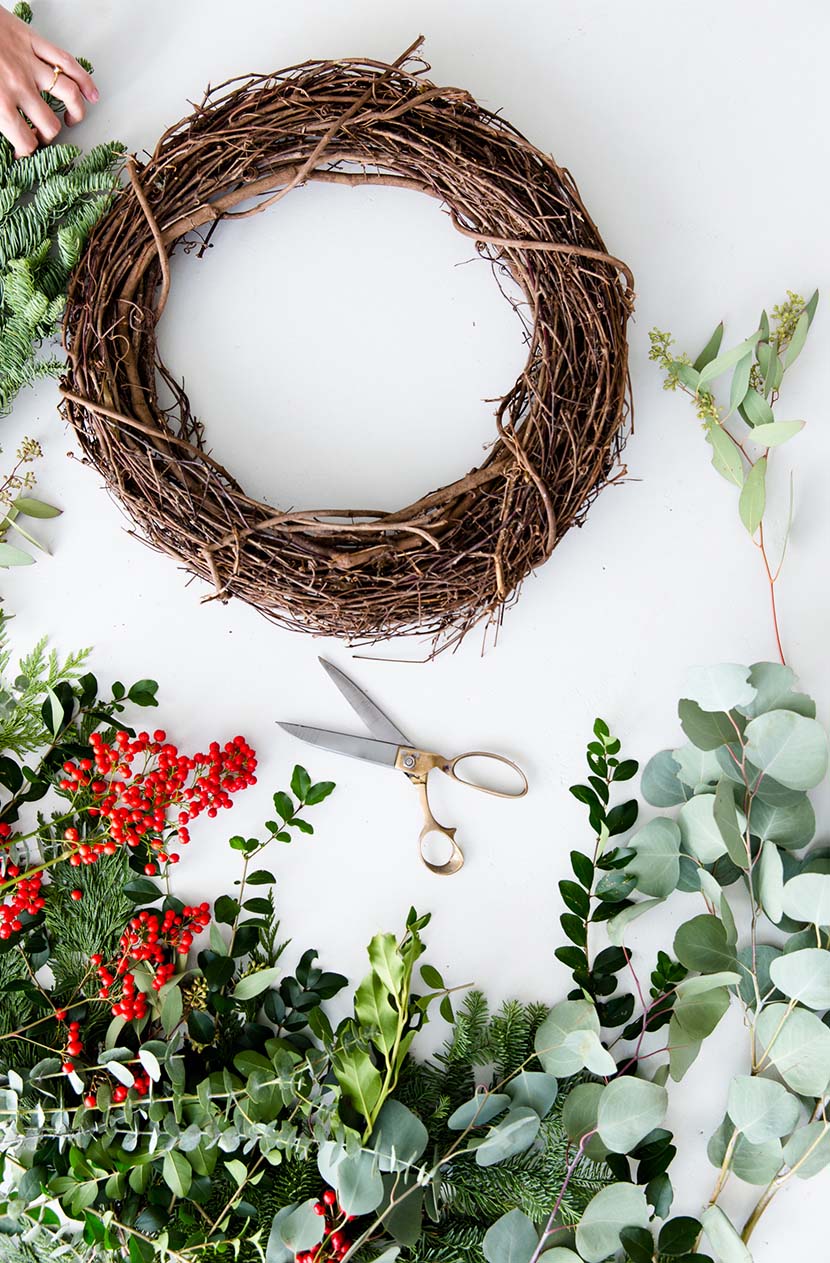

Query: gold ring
[48,65,61,92]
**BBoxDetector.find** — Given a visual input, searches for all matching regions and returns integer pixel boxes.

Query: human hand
[0,4,98,158]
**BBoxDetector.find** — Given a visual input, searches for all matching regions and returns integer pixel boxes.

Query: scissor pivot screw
[402,753,416,769]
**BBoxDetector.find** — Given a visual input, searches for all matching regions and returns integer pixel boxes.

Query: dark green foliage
[396,993,613,1259]
[0,6,123,414]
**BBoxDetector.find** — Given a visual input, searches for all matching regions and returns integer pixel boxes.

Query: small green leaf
[738,457,766,536]
[162,1150,192,1199]
[705,426,744,487]
[693,321,724,372]
[13,496,61,518]
[0,542,35,567]
[751,420,805,447]
[233,966,281,1001]
[782,310,810,368]
[697,332,762,388]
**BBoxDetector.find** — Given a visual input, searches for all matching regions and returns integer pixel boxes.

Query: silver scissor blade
[318,658,411,745]
[278,722,400,769]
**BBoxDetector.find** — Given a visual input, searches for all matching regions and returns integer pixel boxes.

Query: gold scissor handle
[394,748,528,876]
[395,748,464,876]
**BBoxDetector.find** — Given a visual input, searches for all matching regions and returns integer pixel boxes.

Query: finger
[46,70,86,127]
[0,110,38,159]
[30,37,98,103]
[19,92,61,144]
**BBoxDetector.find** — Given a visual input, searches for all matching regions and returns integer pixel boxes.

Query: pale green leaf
[769,949,830,1010]
[233,965,281,1001]
[744,710,828,790]
[782,873,830,926]
[683,664,755,713]
[482,1210,539,1263]
[475,1107,540,1167]
[757,839,784,924]
[705,426,744,487]
[697,332,762,388]
[596,1077,668,1153]
[756,1003,830,1096]
[727,1075,800,1143]
[701,1206,752,1263]
[576,1184,650,1263]
[738,457,766,536]
[783,1122,830,1178]
[751,420,805,447]
[627,818,680,897]
[606,898,665,947]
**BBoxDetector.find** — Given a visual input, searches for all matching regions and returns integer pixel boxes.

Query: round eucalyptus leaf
[768,949,830,1010]
[641,749,691,808]
[482,1210,538,1263]
[448,1092,511,1131]
[783,1121,830,1178]
[755,1003,830,1096]
[671,986,730,1040]
[781,873,830,926]
[561,1082,608,1162]
[730,1133,784,1184]
[674,915,737,974]
[676,971,741,997]
[673,744,722,792]
[744,710,829,791]
[535,1000,612,1077]
[370,1099,428,1172]
[627,818,681,897]
[682,665,755,714]
[727,1075,800,1143]
[278,1201,326,1253]
[475,1106,540,1167]
[741,663,815,720]
[266,1204,297,1263]
[596,1077,668,1153]
[749,795,816,851]
[678,700,738,751]
[678,794,729,865]
[504,1071,558,1119]
[575,1183,650,1263]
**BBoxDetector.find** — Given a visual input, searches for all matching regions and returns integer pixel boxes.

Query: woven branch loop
[61,39,633,650]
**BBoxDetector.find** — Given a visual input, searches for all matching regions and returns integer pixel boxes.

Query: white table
[3,1,830,1255]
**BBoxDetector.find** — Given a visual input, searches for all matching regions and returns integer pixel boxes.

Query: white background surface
[3,0,830,1254]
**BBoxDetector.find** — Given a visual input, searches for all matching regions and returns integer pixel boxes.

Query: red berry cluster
[60,1018,84,1073]
[0,859,45,939]
[92,903,210,1020]
[58,730,256,870]
[109,1072,151,1105]
[297,1189,353,1263]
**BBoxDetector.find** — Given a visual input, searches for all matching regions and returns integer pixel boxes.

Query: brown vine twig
[60,40,633,652]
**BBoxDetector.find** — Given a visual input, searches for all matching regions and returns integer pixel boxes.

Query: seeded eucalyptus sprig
[649,290,819,665]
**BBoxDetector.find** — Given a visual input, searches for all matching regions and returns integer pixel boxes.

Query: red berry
[54,1008,66,1021]
[62,1061,75,1074]
[84,1093,97,1109]
[313,1203,326,1217]
[323,1190,337,1207]
[70,889,83,902]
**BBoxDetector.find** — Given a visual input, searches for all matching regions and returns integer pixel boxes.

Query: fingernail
[91,87,99,102]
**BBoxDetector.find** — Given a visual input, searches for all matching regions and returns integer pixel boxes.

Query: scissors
[278,659,529,876]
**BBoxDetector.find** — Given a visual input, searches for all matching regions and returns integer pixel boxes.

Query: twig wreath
[60,36,634,650]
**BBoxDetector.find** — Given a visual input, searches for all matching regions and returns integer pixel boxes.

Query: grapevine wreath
[60,37,634,648]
